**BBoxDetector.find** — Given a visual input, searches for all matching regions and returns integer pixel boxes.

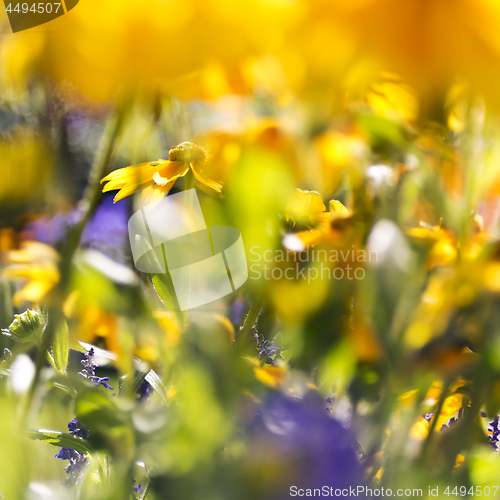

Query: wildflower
[255,332,284,365]
[64,293,120,358]
[132,477,145,496]
[487,415,500,451]
[2,309,45,344]
[283,190,352,250]
[201,119,300,186]
[284,189,328,228]
[441,417,458,432]
[137,379,153,402]
[24,193,130,262]
[67,419,90,440]
[365,73,419,123]
[56,350,113,487]
[55,419,90,487]
[2,241,60,306]
[78,348,114,390]
[250,357,287,389]
[410,417,429,440]
[101,142,222,204]
[314,129,368,192]
[247,393,362,497]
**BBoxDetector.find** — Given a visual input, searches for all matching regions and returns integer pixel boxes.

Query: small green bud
[2,309,46,344]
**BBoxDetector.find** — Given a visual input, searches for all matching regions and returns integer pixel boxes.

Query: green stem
[418,377,453,465]
[184,167,195,191]
[239,288,266,338]
[23,103,128,421]
[22,307,58,423]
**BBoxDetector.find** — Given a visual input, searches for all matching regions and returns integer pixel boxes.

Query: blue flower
[138,379,153,402]
[54,448,80,461]
[55,419,90,487]
[487,415,499,451]
[67,419,90,441]
[132,477,145,496]
[246,393,365,499]
[78,348,114,390]
[23,193,130,261]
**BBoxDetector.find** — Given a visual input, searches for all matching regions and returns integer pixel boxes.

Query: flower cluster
[132,477,145,496]
[55,349,114,486]
[78,348,114,390]
[255,333,284,365]
[54,420,90,487]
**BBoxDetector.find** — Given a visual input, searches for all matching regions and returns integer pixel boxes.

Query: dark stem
[239,288,266,338]
[60,104,128,285]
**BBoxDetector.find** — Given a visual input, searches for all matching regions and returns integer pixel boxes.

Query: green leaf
[355,112,408,147]
[74,389,134,460]
[2,309,45,344]
[53,382,73,395]
[145,369,169,405]
[75,389,127,429]
[70,342,88,354]
[27,429,91,455]
[51,311,69,375]
[149,273,187,327]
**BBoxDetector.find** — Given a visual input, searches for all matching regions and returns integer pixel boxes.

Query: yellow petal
[153,310,183,347]
[191,161,223,195]
[286,189,326,220]
[410,417,429,440]
[139,183,177,206]
[254,365,287,389]
[289,229,325,248]
[329,199,350,216]
[101,160,181,203]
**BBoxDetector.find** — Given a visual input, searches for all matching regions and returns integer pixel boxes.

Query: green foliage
[27,429,92,455]
[52,311,69,375]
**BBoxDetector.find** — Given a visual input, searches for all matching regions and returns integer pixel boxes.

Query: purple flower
[81,194,131,262]
[138,379,153,402]
[487,415,499,451]
[55,419,90,486]
[55,349,114,487]
[132,477,145,496]
[246,393,365,499]
[23,211,81,246]
[67,419,90,441]
[231,297,246,325]
[78,348,114,390]
[23,193,130,262]
[54,448,80,461]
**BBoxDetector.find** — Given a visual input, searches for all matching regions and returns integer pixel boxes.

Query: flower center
[168,142,207,163]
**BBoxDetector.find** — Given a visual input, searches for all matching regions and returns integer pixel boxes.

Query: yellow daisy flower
[284,189,329,227]
[101,142,223,204]
[284,189,352,249]
[2,241,60,306]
